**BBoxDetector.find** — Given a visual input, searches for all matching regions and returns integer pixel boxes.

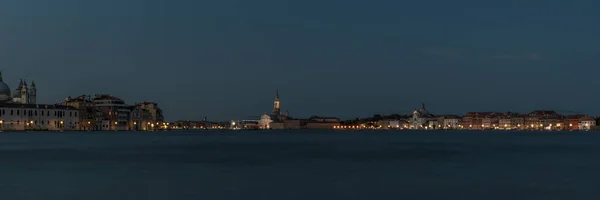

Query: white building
[0,104,79,131]
[0,72,78,131]
[427,120,439,129]
[259,113,272,129]
[579,118,596,130]
[410,103,435,129]
[442,117,461,129]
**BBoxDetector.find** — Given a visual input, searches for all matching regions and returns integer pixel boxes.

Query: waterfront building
[482,112,504,129]
[427,120,439,129]
[171,120,206,129]
[565,115,586,130]
[437,115,461,129]
[378,119,405,129]
[64,95,164,131]
[130,106,155,130]
[93,94,132,131]
[498,114,524,130]
[63,95,97,130]
[524,110,562,130]
[305,116,340,129]
[578,116,596,130]
[563,115,596,130]
[0,72,78,131]
[131,102,164,130]
[410,103,435,129]
[134,102,164,122]
[461,112,491,130]
[282,119,303,129]
[258,113,272,129]
[240,120,260,129]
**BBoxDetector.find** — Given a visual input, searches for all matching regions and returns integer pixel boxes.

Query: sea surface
[1,130,600,200]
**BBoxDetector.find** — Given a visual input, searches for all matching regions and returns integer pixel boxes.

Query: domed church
[0,71,79,131]
[0,71,36,104]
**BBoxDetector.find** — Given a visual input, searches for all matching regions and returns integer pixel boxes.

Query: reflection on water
[1,131,600,200]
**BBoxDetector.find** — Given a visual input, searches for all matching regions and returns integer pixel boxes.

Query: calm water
[1,130,600,200]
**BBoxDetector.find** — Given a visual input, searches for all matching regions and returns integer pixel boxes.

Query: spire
[0,71,3,81]
[31,80,35,87]
[275,90,280,100]
[420,102,425,110]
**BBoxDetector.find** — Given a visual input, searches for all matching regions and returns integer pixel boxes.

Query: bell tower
[20,80,28,104]
[273,90,281,114]
[29,80,36,104]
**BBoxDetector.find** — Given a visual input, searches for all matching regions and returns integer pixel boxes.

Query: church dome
[0,76,11,102]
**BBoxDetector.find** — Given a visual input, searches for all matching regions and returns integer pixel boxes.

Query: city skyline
[1,0,600,121]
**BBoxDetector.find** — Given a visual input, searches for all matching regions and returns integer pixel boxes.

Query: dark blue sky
[1,0,599,120]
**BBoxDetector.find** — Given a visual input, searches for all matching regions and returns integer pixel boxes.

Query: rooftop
[0,103,77,110]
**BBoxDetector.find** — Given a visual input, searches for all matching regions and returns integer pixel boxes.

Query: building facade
[63,95,97,130]
[0,72,78,131]
[93,94,132,131]
[410,103,435,129]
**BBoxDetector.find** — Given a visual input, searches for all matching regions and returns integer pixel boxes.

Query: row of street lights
[0,120,64,131]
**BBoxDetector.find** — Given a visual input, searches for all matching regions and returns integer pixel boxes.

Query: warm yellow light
[0,120,3,124]
[569,123,573,127]
[134,122,137,125]
[114,122,118,125]
[30,121,33,124]
[60,121,64,124]
[88,121,91,124]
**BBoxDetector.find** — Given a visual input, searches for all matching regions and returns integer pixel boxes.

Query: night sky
[0,0,599,121]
